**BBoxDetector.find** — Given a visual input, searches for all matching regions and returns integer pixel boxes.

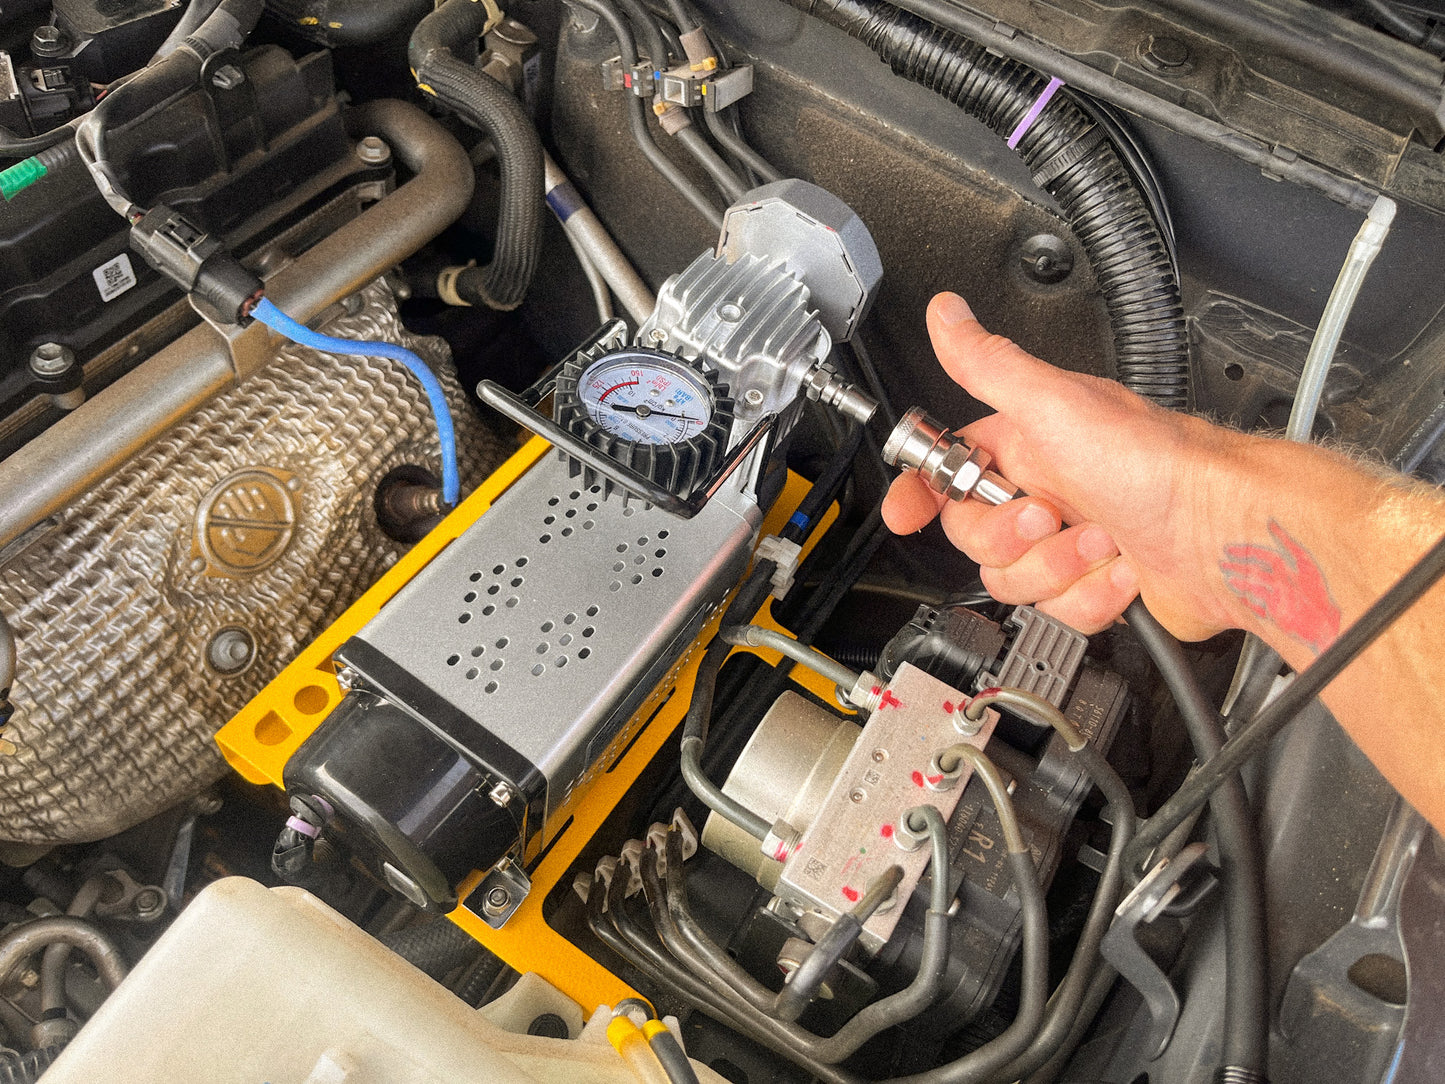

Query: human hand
[882,292,1251,638]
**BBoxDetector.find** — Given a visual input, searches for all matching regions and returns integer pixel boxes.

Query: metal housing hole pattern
[446,487,670,693]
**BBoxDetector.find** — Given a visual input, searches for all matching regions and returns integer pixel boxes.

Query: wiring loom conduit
[784,0,1191,409]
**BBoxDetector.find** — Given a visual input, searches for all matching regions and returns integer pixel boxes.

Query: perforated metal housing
[336,455,761,836]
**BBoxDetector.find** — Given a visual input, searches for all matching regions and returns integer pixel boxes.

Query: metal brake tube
[0,99,474,551]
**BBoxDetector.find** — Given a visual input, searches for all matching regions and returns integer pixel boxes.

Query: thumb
[927,293,1077,422]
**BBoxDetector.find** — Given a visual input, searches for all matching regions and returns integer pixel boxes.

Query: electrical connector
[128,204,263,324]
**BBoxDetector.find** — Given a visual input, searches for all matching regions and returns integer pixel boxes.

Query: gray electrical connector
[129,204,264,324]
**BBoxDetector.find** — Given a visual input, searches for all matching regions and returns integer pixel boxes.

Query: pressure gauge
[578,352,715,445]
[555,344,734,497]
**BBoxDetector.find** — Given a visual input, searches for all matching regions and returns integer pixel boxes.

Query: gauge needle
[608,402,702,423]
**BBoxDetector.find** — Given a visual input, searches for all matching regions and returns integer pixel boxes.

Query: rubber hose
[783,0,1189,409]
[409,0,543,311]
[265,0,432,46]
[1125,600,1268,1077]
[379,917,481,981]
[0,1046,62,1084]
[153,0,224,59]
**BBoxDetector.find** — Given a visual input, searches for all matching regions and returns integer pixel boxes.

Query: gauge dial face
[578,351,714,445]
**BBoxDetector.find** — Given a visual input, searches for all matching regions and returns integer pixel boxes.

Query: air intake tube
[785,0,1190,409]
[409,0,543,311]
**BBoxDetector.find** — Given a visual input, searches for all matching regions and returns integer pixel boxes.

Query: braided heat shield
[0,282,503,844]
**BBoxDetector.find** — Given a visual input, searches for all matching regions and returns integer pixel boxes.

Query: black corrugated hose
[0,1045,62,1084]
[379,915,484,981]
[783,0,1190,409]
[409,0,543,311]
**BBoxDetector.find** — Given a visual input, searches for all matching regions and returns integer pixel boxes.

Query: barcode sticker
[92,253,137,302]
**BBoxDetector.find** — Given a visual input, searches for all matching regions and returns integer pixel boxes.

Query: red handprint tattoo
[1220,520,1341,654]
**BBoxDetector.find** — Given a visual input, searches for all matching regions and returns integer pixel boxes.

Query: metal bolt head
[31,25,68,58]
[870,748,888,763]
[29,342,75,378]
[489,781,515,807]
[207,627,255,675]
[211,64,245,91]
[132,888,166,920]
[1019,234,1074,285]
[848,788,867,804]
[743,388,765,407]
[334,666,356,692]
[482,886,512,916]
[356,136,392,166]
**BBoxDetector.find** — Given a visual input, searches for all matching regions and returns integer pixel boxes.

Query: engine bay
[1,1,1444,1082]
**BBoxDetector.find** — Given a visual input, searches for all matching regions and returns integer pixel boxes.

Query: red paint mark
[623,73,633,89]
[880,690,903,710]
[773,842,789,861]
[880,824,894,839]
[841,886,860,903]
[977,687,1002,700]
[910,770,925,788]
[598,379,640,402]
[927,773,944,786]
[1220,519,1340,654]
[943,700,955,714]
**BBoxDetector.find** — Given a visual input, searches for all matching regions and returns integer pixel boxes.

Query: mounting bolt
[334,666,356,692]
[132,888,166,920]
[482,886,512,916]
[29,342,74,379]
[489,781,515,807]
[1019,234,1074,285]
[207,627,255,675]
[356,136,392,166]
[743,388,765,407]
[31,25,68,58]
[210,64,246,90]
[1139,34,1191,73]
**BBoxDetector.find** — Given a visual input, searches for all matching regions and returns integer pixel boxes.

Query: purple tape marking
[1006,76,1065,150]
[286,815,321,839]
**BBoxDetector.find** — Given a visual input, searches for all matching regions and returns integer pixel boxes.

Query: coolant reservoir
[43,877,719,1083]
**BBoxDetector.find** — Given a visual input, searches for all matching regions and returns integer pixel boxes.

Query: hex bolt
[31,25,68,58]
[1019,234,1074,285]
[207,627,255,674]
[489,781,515,807]
[29,342,75,379]
[483,886,512,916]
[356,136,392,166]
[210,64,246,91]
[1140,34,1190,72]
[743,388,765,407]
[133,888,166,919]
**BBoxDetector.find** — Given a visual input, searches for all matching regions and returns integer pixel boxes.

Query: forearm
[1193,435,1445,826]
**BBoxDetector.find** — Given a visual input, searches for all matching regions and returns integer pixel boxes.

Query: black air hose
[783,0,1190,409]
[266,0,432,47]
[409,0,543,311]
[379,916,482,981]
